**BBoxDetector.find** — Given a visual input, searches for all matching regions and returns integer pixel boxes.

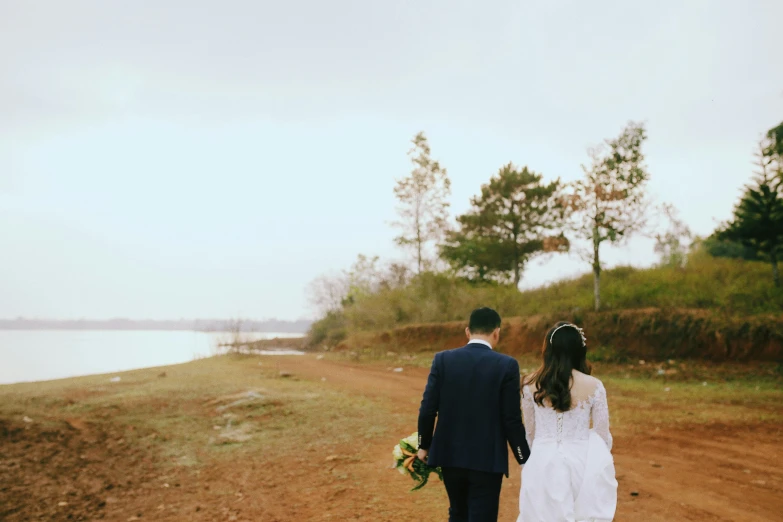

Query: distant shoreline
[0,328,307,334]
[0,319,311,334]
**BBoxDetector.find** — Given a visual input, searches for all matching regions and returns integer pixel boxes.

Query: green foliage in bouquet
[392,432,443,492]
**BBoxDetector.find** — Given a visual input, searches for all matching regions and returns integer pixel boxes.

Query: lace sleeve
[521,384,536,448]
[591,381,613,451]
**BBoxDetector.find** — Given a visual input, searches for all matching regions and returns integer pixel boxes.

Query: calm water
[0,330,304,385]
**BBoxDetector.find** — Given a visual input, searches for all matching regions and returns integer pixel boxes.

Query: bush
[696,235,759,261]
[307,311,348,348]
[519,254,783,316]
[307,256,783,347]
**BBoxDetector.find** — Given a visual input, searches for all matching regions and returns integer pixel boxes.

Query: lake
[0,330,304,385]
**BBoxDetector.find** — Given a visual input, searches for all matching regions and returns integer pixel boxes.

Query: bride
[517,322,617,522]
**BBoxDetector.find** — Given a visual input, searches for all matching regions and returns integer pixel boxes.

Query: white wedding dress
[517,380,617,522]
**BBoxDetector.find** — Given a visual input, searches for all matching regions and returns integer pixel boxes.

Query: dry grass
[0,355,391,470]
[322,349,783,430]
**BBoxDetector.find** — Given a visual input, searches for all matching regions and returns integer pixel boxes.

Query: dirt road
[275,356,783,522]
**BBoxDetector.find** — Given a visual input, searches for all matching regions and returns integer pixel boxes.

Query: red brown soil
[339,310,783,361]
[2,357,781,521]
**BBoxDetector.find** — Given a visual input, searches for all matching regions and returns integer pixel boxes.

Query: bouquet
[392,432,443,491]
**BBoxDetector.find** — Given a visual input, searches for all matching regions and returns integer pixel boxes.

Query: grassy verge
[0,356,389,461]
[322,349,783,432]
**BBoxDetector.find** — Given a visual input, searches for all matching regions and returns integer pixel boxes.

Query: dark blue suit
[418,342,530,521]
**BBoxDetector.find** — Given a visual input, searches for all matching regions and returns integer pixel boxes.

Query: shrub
[307,256,783,347]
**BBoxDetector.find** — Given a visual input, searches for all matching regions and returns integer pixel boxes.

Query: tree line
[309,120,783,320]
[392,121,652,313]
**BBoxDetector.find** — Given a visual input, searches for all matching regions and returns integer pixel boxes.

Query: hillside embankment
[334,308,783,362]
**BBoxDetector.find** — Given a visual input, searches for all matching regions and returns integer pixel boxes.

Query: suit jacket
[417,342,530,476]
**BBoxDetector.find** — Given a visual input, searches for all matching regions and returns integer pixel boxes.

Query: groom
[417,307,530,521]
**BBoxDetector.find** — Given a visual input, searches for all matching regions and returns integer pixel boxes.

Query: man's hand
[417,449,429,462]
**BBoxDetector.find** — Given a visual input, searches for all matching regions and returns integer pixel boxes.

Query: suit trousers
[441,467,504,522]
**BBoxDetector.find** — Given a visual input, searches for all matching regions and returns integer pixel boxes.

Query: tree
[654,203,692,267]
[306,254,381,314]
[342,254,383,306]
[571,122,650,311]
[306,272,349,316]
[699,235,759,261]
[717,141,783,287]
[441,163,568,285]
[392,132,451,274]
[378,262,412,290]
[763,121,783,166]
[440,208,502,282]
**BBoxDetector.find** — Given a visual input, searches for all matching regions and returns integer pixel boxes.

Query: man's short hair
[468,307,501,335]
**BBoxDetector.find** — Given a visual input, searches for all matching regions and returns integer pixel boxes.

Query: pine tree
[764,121,783,162]
[718,143,783,287]
[441,163,568,285]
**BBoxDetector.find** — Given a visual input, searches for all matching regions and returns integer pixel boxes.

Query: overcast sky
[2,0,782,321]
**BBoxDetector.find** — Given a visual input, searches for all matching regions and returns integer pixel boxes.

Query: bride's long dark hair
[523,321,591,412]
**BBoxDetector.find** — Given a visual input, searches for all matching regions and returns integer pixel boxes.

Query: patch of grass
[0,355,392,467]
[604,377,783,430]
[3,353,780,470]
[513,254,783,318]
[308,254,783,347]
[324,348,437,369]
[324,349,783,432]
[587,345,629,364]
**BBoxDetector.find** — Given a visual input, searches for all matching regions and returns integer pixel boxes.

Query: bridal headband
[549,323,587,346]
